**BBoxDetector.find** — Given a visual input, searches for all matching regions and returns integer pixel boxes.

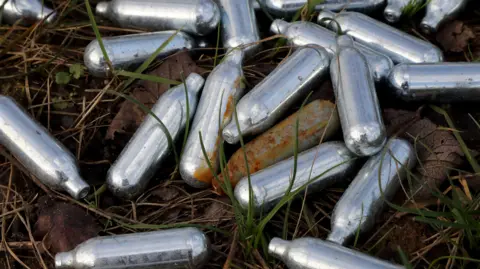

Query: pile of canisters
[0,0,476,268]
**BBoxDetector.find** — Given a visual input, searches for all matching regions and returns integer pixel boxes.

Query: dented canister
[0,96,89,199]
[180,50,245,189]
[420,0,469,34]
[1,0,56,24]
[384,0,425,23]
[213,99,339,194]
[107,73,204,200]
[387,62,480,102]
[328,138,416,246]
[234,141,357,213]
[264,0,385,17]
[84,31,196,77]
[217,0,261,58]
[330,36,386,156]
[222,45,330,144]
[270,19,393,82]
[317,10,444,63]
[269,237,405,269]
[55,227,211,269]
[95,0,220,36]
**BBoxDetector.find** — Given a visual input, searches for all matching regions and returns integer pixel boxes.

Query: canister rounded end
[268,238,289,258]
[344,123,387,157]
[84,39,108,77]
[55,252,74,269]
[179,157,213,189]
[270,19,289,35]
[234,178,265,212]
[95,2,109,16]
[188,228,211,267]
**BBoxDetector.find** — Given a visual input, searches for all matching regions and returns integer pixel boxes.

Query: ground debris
[151,186,180,201]
[384,109,464,200]
[436,21,475,53]
[202,198,234,225]
[34,196,100,253]
[106,51,206,139]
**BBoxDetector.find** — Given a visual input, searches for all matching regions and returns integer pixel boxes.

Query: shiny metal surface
[84,31,196,77]
[384,0,424,23]
[180,50,245,188]
[1,0,56,24]
[96,0,220,36]
[330,35,386,156]
[265,0,385,17]
[234,141,357,213]
[55,227,210,269]
[222,45,330,144]
[214,100,339,194]
[0,96,89,199]
[270,19,393,82]
[387,63,480,102]
[269,237,405,269]
[420,0,469,34]
[107,74,204,200]
[328,138,416,246]
[317,10,444,63]
[217,0,261,58]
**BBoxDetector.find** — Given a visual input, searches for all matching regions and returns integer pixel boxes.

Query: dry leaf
[202,198,234,225]
[384,109,464,200]
[34,196,100,253]
[151,186,180,201]
[106,51,206,139]
[436,21,475,53]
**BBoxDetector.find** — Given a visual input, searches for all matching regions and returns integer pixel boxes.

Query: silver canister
[270,19,393,82]
[95,0,220,36]
[107,73,204,200]
[180,49,245,188]
[55,227,211,269]
[384,0,424,23]
[222,45,330,144]
[1,0,56,24]
[387,63,480,102]
[234,141,357,213]
[269,237,405,269]
[0,96,89,199]
[420,0,469,34]
[84,31,196,77]
[217,0,261,58]
[317,10,444,63]
[330,36,386,156]
[327,138,416,246]
[264,0,385,17]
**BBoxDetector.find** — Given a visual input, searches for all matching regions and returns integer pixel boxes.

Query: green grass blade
[84,0,112,70]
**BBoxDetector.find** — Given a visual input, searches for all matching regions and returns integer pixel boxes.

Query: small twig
[223,227,238,269]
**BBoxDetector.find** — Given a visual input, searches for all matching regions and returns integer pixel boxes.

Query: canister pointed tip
[268,238,289,258]
[326,228,350,246]
[185,73,205,94]
[96,2,109,16]
[63,177,90,200]
[222,124,240,145]
[383,8,401,23]
[55,252,74,269]
[270,19,288,35]
[317,9,336,24]
[419,17,438,35]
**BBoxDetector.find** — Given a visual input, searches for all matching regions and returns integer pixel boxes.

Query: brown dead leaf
[202,198,234,225]
[436,21,475,53]
[384,109,464,200]
[151,186,180,201]
[34,196,100,253]
[106,51,206,139]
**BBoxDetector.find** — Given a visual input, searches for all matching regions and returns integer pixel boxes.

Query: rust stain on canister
[212,99,340,195]
[193,136,221,184]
